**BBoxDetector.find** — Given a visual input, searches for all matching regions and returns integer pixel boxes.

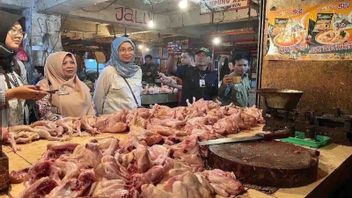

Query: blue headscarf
[107,36,139,78]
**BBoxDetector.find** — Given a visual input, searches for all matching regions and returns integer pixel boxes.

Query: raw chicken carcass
[20,177,58,198]
[1,127,19,152]
[42,142,79,160]
[95,111,128,133]
[148,144,170,165]
[90,179,129,198]
[200,169,245,197]
[45,169,96,198]
[10,168,29,184]
[95,155,129,180]
[141,171,213,198]
[213,114,240,135]
[71,144,102,168]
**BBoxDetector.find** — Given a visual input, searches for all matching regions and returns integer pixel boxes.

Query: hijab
[38,52,92,117]
[0,10,25,72]
[106,36,139,78]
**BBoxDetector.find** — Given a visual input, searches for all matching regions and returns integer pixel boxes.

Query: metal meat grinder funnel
[256,88,303,110]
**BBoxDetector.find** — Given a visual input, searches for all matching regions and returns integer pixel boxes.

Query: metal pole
[212,45,215,71]
[255,0,267,107]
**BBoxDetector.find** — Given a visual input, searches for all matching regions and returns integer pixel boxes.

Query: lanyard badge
[199,79,206,88]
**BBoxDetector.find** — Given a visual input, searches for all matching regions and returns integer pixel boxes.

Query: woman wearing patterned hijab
[94,36,142,115]
[36,51,95,120]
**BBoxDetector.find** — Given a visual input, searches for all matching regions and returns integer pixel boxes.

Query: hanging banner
[266,0,352,60]
[200,0,249,15]
[115,6,153,27]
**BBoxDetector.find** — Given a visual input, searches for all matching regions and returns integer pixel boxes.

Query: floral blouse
[36,94,63,121]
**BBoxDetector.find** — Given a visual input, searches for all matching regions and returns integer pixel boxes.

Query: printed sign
[115,6,153,26]
[200,0,249,14]
[267,0,352,60]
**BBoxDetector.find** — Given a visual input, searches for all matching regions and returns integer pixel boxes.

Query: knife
[44,89,59,94]
[199,129,291,146]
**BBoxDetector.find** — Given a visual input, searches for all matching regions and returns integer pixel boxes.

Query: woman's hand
[6,85,48,101]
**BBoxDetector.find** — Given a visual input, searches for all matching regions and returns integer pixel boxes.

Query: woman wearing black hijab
[0,10,47,126]
[220,57,230,81]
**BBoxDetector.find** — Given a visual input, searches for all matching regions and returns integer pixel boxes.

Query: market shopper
[0,11,48,126]
[162,47,218,106]
[94,36,142,115]
[161,48,196,104]
[141,54,159,84]
[162,48,196,88]
[219,52,251,107]
[219,57,231,81]
[33,66,44,84]
[167,48,195,74]
[36,52,95,121]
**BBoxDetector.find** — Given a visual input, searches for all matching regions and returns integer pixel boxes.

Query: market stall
[141,93,177,105]
[141,84,178,106]
[0,98,350,197]
[1,0,352,197]
[3,125,352,198]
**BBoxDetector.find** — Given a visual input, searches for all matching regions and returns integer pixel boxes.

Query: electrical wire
[80,0,118,12]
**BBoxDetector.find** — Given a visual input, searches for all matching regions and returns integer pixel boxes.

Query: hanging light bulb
[138,44,144,50]
[178,0,188,10]
[147,20,155,28]
[145,47,150,52]
[212,37,221,45]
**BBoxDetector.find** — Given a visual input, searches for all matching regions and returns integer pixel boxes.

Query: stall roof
[1,0,260,53]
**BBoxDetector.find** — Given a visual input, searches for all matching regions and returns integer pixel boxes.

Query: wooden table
[2,133,128,198]
[3,127,352,198]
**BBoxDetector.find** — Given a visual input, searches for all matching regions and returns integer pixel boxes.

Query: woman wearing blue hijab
[93,36,142,115]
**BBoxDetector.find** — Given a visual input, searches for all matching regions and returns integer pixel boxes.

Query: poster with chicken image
[266,0,352,60]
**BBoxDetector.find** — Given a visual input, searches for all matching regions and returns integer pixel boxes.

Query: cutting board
[204,140,320,187]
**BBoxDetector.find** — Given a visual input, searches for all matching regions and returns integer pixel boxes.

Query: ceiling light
[147,20,155,28]
[212,37,221,45]
[178,0,188,10]
[145,47,150,52]
[138,44,144,50]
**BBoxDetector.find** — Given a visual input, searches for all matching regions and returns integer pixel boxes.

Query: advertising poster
[267,0,352,60]
[200,0,249,14]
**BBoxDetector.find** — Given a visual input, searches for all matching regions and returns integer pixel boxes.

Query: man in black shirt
[141,54,159,84]
[163,47,218,106]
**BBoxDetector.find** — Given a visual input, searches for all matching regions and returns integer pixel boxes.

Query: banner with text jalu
[266,0,352,60]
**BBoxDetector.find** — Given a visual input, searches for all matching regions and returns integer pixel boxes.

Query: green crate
[280,131,330,148]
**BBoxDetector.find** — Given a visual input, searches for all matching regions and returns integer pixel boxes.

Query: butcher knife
[199,129,291,146]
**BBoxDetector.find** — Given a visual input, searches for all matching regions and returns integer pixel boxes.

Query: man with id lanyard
[163,47,218,106]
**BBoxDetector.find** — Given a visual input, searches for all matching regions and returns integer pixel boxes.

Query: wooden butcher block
[205,140,319,188]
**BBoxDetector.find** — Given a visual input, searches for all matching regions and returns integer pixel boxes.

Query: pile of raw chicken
[142,84,177,95]
[8,99,265,197]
